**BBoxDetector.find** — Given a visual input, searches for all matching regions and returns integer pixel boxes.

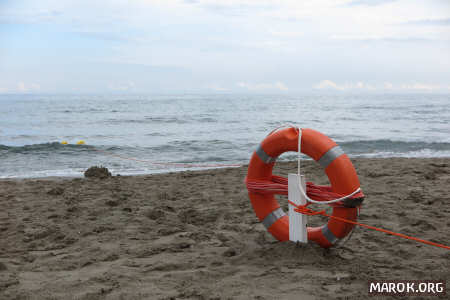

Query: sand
[0,158,449,299]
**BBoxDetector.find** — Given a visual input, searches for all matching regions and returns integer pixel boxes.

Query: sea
[0,93,449,178]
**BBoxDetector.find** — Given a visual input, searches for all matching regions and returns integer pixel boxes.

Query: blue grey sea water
[0,93,449,178]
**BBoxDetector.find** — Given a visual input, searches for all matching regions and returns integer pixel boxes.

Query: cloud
[0,0,449,93]
[383,82,393,89]
[399,83,443,91]
[17,82,26,92]
[30,83,41,90]
[314,80,374,91]
[237,81,288,91]
[314,80,343,90]
[16,82,41,92]
[314,80,448,92]
[0,82,41,93]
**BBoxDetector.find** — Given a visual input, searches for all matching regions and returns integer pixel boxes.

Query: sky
[0,0,449,94]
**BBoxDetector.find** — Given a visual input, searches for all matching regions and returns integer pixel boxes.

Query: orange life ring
[246,127,364,248]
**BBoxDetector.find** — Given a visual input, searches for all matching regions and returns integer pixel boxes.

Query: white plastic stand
[288,174,308,243]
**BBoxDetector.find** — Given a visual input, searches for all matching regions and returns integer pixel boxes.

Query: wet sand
[0,158,449,299]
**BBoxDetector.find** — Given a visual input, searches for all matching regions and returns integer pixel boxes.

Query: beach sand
[1,158,449,299]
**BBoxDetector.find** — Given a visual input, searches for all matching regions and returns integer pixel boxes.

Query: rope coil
[245,176,362,207]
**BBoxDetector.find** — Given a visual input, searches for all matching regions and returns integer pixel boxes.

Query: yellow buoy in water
[77,140,85,145]
[61,141,68,145]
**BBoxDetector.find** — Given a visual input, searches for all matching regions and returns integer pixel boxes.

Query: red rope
[287,201,450,251]
[245,175,363,205]
[246,176,449,250]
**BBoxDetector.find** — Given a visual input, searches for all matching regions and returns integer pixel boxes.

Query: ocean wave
[1,139,449,156]
[149,139,235,153]
[103,115,218,125]
[339,139,450,154]
[353,149,450,158]
[0,142,93,154]
[1,139,449,179]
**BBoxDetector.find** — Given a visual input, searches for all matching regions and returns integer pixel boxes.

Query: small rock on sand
[84,166,112,179]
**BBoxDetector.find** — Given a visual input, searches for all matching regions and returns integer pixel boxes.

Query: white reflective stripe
[255,145,277,164]
[318,146,344,168]
[321,224,339,244]
[262,207,286,228]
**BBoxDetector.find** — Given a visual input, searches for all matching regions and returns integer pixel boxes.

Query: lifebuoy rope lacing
[245,175,362,207]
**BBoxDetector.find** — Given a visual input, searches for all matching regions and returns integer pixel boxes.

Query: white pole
[288,173,308,243]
